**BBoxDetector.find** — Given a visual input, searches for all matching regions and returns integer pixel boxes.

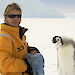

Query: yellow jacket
[0,23,29,75]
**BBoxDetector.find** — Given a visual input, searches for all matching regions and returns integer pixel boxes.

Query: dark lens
[17,14,21,18]
[8,15,16,18]
[6,14,21,18]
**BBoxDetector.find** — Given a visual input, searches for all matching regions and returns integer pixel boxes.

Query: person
[26,46,44,75]
[0,2,31,75]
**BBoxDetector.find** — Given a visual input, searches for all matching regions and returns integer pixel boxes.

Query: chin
[13,24,19,27]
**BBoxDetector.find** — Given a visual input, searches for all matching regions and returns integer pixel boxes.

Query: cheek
[55,42,62,47]
[18,19,21,24]
[6,18,12,23]
[16,18,21,22]
[19,19,21,22]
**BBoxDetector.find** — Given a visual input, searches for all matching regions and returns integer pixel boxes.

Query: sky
[0,0,75,18]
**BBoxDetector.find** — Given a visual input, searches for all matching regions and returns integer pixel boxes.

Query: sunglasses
[5,14,22,18]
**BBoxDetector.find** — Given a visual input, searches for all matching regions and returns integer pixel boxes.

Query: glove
[19,26,28,39]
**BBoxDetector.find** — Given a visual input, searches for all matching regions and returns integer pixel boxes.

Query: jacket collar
[0,23,19,33]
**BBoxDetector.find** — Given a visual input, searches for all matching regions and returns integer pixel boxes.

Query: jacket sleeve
[0,36,27,72]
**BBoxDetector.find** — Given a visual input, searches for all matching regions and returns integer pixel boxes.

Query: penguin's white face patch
[55,37,62,48]
[56,37,61,42]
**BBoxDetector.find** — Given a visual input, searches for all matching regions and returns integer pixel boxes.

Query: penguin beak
[52,39,57,43]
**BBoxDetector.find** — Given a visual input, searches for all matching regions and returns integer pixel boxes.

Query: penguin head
[52,36,63,47]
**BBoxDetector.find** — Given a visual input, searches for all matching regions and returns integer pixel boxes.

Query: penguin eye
[57,39,59,41]
[56,37,60,42]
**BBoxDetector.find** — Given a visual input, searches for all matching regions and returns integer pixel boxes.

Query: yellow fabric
[1,72,29,75]
[0,24,29,75]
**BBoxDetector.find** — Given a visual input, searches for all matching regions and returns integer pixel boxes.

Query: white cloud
[20,0,65,18]
[0,0,65,18]
[39,0,75,14]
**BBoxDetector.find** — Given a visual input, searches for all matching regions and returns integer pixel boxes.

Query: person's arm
[0,36,27,72]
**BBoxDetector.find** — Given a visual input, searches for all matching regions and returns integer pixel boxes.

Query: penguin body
[52,36,75,75]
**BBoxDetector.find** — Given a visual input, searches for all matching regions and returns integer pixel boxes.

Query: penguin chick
[52,36,75,75]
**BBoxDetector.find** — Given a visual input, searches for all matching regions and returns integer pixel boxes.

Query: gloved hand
[19,26,28,39]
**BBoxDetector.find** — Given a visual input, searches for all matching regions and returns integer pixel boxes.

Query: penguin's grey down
[52,36,75,75]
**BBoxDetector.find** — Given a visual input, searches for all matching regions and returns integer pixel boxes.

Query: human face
[5,9,21,27]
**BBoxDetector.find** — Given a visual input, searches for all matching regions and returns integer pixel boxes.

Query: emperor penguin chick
[52,36,75,75]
